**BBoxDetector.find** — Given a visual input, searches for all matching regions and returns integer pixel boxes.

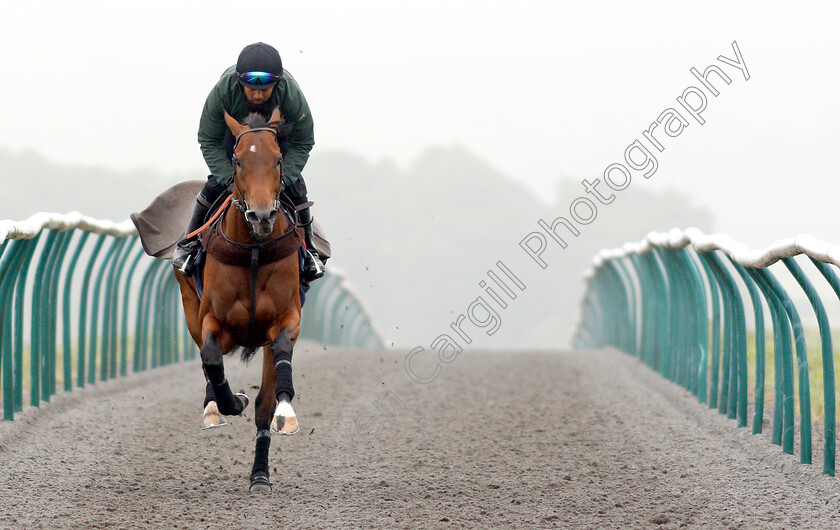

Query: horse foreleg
[250,347,277,492]
[177,277,227,429]
[270,328,299,435]
[200,316,248,417]
[175,274,202,347]
[201,377,227,429]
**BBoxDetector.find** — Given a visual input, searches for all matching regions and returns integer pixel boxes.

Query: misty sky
[2,1,839,249]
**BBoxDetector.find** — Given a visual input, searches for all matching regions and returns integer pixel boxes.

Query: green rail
[573,229,840,476]
[0,213,385,421]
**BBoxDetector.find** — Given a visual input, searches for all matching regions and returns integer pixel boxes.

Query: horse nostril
[268,210,278,221]
[245,211,260,224]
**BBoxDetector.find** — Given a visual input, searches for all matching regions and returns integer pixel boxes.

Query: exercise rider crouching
[172,41,324,282]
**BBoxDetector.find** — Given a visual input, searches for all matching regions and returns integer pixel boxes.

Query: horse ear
[223,111,244,136]
[268,107,283,128]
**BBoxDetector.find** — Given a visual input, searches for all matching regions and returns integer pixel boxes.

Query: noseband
[230,126,286,219]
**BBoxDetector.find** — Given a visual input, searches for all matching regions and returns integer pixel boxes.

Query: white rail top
[589,228,840,271]
[0,212,137,242]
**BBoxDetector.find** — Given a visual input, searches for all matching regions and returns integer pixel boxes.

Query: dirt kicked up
[2,345,840,529]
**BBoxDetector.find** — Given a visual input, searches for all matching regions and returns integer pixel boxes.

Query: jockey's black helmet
[236,42,283,89]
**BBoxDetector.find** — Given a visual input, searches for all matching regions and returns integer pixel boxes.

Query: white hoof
[270,400,299,435]
[201,401,228,430]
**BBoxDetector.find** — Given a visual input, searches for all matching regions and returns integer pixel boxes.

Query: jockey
[172,42,324,282]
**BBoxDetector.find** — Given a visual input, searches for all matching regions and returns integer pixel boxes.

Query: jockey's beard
[247,99,271,113]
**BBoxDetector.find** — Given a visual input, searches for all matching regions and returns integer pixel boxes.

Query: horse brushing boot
[249,430,273,492]
[211,379,250,416]
[270,331,299,435]
[298,207,324,282]
[172,199,211,277]
[201,380,250,430]
[201,337,250,418]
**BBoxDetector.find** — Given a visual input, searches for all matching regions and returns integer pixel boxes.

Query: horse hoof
[270,415,299,435]
[270,400,299,435]
[201,401,228,430]
[249,473,271,493]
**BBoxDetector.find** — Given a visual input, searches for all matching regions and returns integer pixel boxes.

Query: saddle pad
[311,219,331,262]
[131,180,205,258]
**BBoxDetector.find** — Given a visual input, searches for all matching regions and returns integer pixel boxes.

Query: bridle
[229,125,286,221]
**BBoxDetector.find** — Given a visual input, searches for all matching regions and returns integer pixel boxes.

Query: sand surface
[2,346,840,529]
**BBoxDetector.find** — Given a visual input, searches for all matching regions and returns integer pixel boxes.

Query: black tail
[238,346,259,362]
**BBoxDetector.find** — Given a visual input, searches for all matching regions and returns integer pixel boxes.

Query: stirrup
[172,239,199,277]
[177,254,194,276]
[301,249,324,281]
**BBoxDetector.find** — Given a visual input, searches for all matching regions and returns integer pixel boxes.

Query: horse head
[224,108,285,240]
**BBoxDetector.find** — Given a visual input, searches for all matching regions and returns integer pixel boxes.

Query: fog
[1,1,838,348]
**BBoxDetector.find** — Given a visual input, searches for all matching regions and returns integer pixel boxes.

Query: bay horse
[175,107,302,493]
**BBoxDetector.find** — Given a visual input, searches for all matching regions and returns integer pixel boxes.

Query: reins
[187,195,232,239]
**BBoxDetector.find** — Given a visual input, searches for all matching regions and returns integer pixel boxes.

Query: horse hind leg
[270,329,299,435]
[249,430,272,493]
[250,347,278,492]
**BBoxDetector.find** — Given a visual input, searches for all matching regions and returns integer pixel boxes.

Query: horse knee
[271,331,292,358]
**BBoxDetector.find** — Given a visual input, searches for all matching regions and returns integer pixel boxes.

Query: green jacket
[198,65,315,187]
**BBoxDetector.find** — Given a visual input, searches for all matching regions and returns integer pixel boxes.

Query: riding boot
[298,207,325,282]
[172,199,211,277]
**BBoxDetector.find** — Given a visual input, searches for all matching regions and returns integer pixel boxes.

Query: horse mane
[243,112,270,129]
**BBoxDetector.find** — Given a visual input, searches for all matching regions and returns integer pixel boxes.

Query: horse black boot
[250,391,273,491]
[270,330,299,434]
[249,429,272,492]
[200,335,249,416]
[298,207,324,282]
[201,378,227,429]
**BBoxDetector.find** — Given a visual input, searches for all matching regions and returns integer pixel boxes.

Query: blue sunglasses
[237,71,280,86]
